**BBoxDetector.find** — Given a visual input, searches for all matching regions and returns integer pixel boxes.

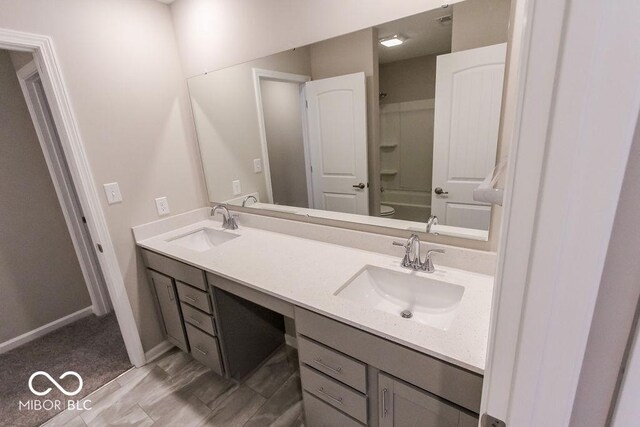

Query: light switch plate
[253,158,262,173]
[232,180,242,196]
[155,197,170,216]
[103,182,122,204]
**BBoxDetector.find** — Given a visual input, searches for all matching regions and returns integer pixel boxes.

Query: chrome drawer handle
[194,346,208,355]
[313,359,342,374]
[187,317,201,325]
[382,388,388,417]
[317,387,343,405]
[184,295,198,303]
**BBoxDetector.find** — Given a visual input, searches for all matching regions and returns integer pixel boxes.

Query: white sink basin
[334,265,465,330]
[167,227,238,252]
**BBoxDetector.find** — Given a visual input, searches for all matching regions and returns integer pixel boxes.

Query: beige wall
[379,55,437,104]
[0,49,91,343]
[310,29,381,215]
[0,0,208,352]
[188,48,312,204]
[170,0,464,79]
[452,0,511,52]
[260,79,308,208]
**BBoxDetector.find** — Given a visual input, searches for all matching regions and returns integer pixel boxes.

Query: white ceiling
[376,7,453,64]
[155,0,175,4]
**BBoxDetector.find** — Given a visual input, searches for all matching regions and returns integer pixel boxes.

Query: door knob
[352,183,366,189]
[434,187,449,195]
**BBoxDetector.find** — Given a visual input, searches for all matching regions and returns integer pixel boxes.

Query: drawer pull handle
[166,284,174,302]
[194,346,208,355]
[184,295,198,303]
[317,387,343,405]
[382,388,388,417]
[313,359,342,374]
[187,317,201,325]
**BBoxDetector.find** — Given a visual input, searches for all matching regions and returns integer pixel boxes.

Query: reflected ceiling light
[379,34,407,47]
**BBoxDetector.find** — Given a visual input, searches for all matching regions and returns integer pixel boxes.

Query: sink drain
[401,310,413,319]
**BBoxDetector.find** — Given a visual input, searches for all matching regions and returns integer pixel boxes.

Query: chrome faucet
[242,195,257,207]
[426,215,439,235]
[211,204,239,230]
[393,234,445,273]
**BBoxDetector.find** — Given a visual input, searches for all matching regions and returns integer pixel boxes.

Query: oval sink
[334,265,465,330]
[167,227,238,252]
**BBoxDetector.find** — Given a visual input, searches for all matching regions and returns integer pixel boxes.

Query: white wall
[0,0,208,352]
[0,49,91,344]
[170,0,462,78]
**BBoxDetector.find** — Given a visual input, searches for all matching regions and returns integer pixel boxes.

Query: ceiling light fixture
[379,34,407,47]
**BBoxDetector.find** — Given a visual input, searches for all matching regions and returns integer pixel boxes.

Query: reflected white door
[431,43,507,229]
[305,72,369,215]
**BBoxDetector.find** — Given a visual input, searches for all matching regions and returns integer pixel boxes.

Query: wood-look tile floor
[42,345,304,427]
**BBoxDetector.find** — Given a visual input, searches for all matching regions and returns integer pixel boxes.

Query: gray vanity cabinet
[378,373,478,427]
[295,307,481,427]
[147,270,188,352]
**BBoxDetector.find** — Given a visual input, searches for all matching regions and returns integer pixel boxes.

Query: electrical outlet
[155,197,170,216]
[232,180,242,196]
[253,158,262,173]
[103,182,122,205]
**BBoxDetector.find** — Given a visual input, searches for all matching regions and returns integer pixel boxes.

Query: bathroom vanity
[134,209,494,426]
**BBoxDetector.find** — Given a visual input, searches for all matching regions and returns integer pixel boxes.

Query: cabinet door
[149,270,188,351]
[379,373,470,427]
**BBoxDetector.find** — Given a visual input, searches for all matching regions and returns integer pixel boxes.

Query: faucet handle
[427,248,445,255]
[392,241,408,248]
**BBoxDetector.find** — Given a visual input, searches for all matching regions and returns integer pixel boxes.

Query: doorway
[0,48,132,426]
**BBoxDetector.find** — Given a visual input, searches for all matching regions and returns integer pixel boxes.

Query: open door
[305,72,369,215]
[431,43,507,229]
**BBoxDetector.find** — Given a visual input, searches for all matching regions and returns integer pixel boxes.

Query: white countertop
[136,218,494,374]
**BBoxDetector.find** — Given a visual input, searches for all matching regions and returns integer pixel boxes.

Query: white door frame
[0,28,146,367]
[16,60,112,316]
[252,68,312,206]
[481,0,640,424]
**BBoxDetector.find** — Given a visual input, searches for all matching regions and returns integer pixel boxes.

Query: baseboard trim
[0,306,93,354]
[285,334,298,349]
[144,340,174,364]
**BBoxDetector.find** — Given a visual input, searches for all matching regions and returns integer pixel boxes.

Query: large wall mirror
[188,0,511,241]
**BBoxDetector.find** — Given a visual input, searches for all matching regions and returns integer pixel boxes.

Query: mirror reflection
[188,0,511,240]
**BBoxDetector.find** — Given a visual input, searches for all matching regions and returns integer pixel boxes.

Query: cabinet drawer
[181,302,216,336]
[176,281,212,314]
[300,366,367,423]
[299,336,366,393]
[142,249,207,290]
[185,323,224,376]
[303,391,364,427]
[296,307,482,413]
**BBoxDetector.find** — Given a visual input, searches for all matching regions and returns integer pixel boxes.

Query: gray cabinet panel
[303,391,364,427]
[185,323,224,376]
[379,373,466,427]
[176,281,212,313]
[142,249,207,290]
[148,270,188,352]
[298,336,367,393]
[295,307,482,413]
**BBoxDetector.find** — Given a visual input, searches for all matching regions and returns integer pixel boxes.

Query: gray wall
[260,79,309,208]
[379,54,437,104]
[188,47,312,204]
[452,0,511,52]
[0,49,91,344]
